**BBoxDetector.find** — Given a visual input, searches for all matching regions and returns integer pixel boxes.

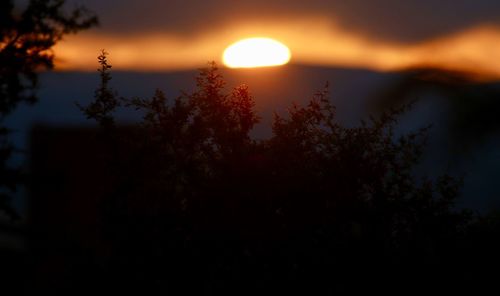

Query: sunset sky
[4,0,500,214]
[49,0,500,79]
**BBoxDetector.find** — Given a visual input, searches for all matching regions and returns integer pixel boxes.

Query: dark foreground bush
[29,52,499,294]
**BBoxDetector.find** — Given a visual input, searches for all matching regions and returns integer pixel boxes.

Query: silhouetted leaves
[72,55,482,293]
[78,50,119,127]
[0,0,97,220]
[1,0,98,115]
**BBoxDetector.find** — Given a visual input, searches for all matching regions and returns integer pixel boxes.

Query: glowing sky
[53,0,500,79]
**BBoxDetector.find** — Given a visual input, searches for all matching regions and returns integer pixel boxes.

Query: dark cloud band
[73,0,500,43]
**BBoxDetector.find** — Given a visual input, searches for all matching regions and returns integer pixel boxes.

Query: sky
[45,0,500,79]
[6,0,500,212]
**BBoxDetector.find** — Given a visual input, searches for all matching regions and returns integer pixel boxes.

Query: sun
[222,37,291,68]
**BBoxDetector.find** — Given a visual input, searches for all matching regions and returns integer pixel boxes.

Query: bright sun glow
[223,38,291,68]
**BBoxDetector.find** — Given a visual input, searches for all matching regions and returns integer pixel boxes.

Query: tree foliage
[0,0,97,114]
[75,53,473,293]
[0,0,97,219]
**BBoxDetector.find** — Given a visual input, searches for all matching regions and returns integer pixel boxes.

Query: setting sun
[222,37,291,68]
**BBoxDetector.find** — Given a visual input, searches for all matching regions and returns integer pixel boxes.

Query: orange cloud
[54,17,500,80]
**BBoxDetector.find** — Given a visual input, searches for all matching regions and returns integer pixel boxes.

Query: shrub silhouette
[74,52,479,294]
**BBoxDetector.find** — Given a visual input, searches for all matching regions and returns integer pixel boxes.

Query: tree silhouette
[0,0,97,219]
[74,53,476,293]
